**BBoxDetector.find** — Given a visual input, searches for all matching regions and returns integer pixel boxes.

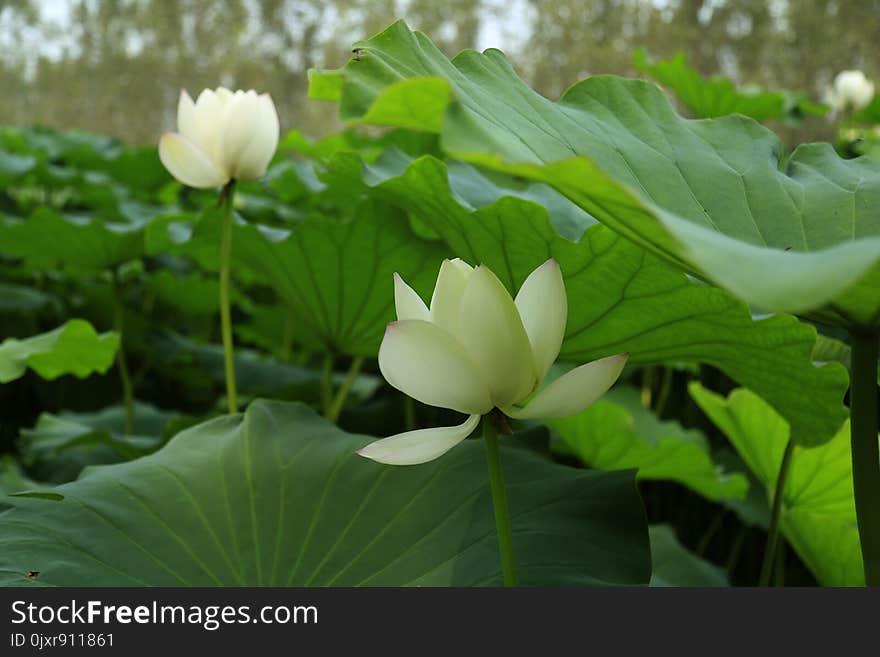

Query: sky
[24,0,537,60]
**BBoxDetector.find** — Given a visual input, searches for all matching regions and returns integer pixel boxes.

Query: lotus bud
[828,70,875,113]
[159,87,280,189]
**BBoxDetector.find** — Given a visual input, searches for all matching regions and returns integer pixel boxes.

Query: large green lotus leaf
[0,320,119,384]
[346,151,848,445]
[649,524,729,587]
[312,21,880,328]
[19,403,175,484]
[549,385,746,502]
[146,201,448,356]
[690,383,867,586]
[0,401,650,586]
[0,207,145,273]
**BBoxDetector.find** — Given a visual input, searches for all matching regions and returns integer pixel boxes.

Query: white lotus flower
[159,87,279,189]
[828,70,875,112]
[358,259,628,465]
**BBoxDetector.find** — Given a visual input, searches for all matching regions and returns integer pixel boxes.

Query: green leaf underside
[342,150,848,446]
[0,401,650,587]
[649,524,728,587]
[690,384,866,586]
[315,21,880,328]
[0,319,119,384]
[550,386,747,501]
[146,201,448,356]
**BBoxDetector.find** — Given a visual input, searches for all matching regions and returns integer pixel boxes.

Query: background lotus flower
[159,87,279,189]
[827,70,875,112]
[358,258,628,465]
[158,86,280,415]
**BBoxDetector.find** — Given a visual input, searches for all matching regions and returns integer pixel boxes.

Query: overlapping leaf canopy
[145,145,850,445]
[311,21,880,329]
[0,25,874,589]
[336,146,849,445]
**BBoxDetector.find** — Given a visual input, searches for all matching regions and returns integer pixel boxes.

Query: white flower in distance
[358,258,628,465]
[159,87,279,189]
[828,70,875,112]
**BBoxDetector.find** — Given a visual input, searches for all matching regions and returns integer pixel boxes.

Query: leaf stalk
[483,412,518,587]
[219,179,238,414]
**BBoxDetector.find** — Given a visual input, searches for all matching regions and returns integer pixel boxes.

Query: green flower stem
[696,509,726,556]
[654,366,674,418]
[850,331,880,586]
[111,275,134,435]
[321,352,334,418]
[758,438,794,586]
[327,356,364,423]
[404,396,417,431]
[218,180,238,414]
[483,414,518,587]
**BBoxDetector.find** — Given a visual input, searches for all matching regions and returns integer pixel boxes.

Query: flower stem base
[758,438,794,586]
[219,179,238,414]
[483,413,518,587]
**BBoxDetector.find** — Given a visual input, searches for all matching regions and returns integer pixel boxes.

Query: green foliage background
[1,18,879,588]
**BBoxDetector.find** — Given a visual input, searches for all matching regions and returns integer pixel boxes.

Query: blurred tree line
[0,0,877,143]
